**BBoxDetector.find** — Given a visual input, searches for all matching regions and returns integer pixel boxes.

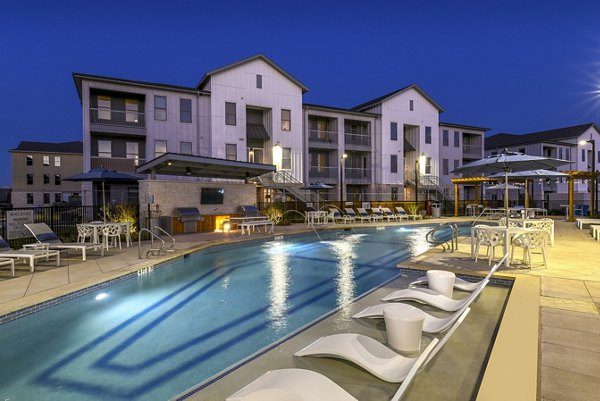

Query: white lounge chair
[345,208,370,223]
[0,257,15,276]
[24,223,104,261]
[381,280,489,311]
[358,207,381,222]
[228,339,439,401]
[295,307,469,382]
[328,208,355,224]
[394,206,409,220]
[0,235,60,272]
[408,253,507,292]
[380,207,399,221]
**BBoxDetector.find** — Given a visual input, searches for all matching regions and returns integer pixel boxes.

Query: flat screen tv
[201,188,224,204]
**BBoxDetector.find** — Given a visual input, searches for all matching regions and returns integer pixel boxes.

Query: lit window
[225,102,236,126]
[26,155,33,166]
[180,98,192,123]
[27,193,34,204]
[54,156,61,167]
[391,155,398,173]
[98,140,111,157]
[154,96,167,121]
[43,155,50,166]
[98,95,111,120]
[126,99,139,123]
[425,127,432,144]
[425,157,432,175]
[226,144,237,160]
[282,147,292,169]
[180,141,192,155]
[155,140,167,158]
[256,74,262,89]
[126,142,139,165]
[390,122,397,141]
[281,109,291,131]
[44,174,50,184]
[55,174,61,185]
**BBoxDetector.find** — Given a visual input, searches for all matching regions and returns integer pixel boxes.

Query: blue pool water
[0,225,459,401]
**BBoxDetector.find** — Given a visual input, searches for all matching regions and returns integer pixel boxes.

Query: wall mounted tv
[200,188,224,204]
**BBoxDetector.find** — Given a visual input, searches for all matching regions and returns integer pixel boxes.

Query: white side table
[383,304,424,352]
[427,270,456,298]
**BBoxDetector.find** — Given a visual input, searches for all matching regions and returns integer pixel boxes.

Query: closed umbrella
[65,167,141,222]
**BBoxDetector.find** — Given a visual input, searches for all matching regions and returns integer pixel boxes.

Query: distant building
[485,123,600,208]
[0,187,11,207]
[9,141,83,208]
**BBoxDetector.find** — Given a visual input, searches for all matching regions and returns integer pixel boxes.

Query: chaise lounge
[0,234,61,273]
[24,223,103,261]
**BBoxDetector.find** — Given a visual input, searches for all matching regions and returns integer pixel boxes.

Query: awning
[136,153,276,179]
[247,124,270,140]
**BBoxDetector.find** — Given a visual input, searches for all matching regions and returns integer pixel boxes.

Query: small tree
[403,202,420,216]
[103,204,138,237]
[263,204,283,225]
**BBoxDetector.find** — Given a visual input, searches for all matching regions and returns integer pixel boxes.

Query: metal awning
[246,124,270,140]
[136,153,276,179]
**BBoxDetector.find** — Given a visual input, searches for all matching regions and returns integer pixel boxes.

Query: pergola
[451,171,595,221]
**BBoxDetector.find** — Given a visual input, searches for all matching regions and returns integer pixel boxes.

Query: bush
[263,204,283,225]
[102,204,138,237]
[403,202,420,216]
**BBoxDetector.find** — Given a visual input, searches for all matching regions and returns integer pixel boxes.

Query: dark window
[180,141,192,154]
[282,147,292,169]
[26,155,33,166]
[454,131,460,147]
[27,193,33,204]
[281,109,291,131]
[425,127,432,144]
[409,99,414,111]
[453,159,460,174]
[256,74,262,88]
[391,155,398,173]
[391,187,398,201]
[43,193,50,204]
[155,140,167,158]
[55,174,61,185]
[154,96,167,121]
[443,159,449,175]
[54,193,62,203]
[442,130,449,146]
[226,144,237,160]
[225,102,236,126]
[582,148,586,162]
[390,122,397,141]
[43,174,50,184]
[180,98,192,123]
[27,174,33,185]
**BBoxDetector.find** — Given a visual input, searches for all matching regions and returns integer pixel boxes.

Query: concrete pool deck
[0,217,599,400]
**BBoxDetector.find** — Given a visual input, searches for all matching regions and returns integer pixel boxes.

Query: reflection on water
[264,241,291,332]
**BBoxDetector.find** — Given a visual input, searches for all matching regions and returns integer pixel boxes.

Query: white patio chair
[102,223,122,250]
[473,226,505,265]
[511,230,548,269]
[76,224,94,243]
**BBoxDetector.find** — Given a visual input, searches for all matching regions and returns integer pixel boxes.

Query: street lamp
[580,138,596,217]
[340,153,347,204]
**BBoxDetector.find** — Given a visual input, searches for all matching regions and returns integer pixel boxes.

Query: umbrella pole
[505,173,510,222]
[102,180,106,223]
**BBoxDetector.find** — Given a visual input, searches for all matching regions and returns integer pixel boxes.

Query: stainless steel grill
[173,207,202,233]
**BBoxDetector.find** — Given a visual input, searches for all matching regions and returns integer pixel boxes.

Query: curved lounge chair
[381,280,488,311]
[229,338,439,401]
[407,253,507,292]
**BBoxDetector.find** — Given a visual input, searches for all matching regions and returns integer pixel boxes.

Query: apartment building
[9,141,83,207]
[485,123,600,208]
[72,54,486,208]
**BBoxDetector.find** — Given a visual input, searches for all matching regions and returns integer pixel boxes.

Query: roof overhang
[136,153,276,179]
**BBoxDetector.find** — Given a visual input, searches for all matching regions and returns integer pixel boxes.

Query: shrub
[263,204,283,225]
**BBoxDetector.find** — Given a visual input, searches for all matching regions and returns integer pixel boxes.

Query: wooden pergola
[451,171,595,221]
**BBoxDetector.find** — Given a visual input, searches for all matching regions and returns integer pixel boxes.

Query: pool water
[0,225,458,401]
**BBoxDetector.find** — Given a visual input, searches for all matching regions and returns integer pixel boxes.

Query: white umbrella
[486,183,522,190]
[488,169,569,208]
[452,151,571,221]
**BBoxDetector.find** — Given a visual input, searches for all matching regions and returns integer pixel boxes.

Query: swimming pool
[0,225,456,401]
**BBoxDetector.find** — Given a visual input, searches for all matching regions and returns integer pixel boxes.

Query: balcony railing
[345,167,371,180]
[344,132,371,147]
[308,129,338,144]
[463,144,482,155]
[91,156,145,173]
[308,165,338,179]
[90,108,146,128]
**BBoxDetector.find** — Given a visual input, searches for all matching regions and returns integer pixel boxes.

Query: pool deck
[1,217,599,400]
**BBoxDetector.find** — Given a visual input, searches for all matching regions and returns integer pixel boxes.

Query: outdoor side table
[383,304,424,352]
[427,270,456,298]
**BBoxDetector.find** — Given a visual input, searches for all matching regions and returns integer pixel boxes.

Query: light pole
[580,139,596,216]
[415,159,419,206]
[340,153,347,205]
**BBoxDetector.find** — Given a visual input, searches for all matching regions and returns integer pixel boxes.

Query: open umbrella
[301,182,333,210]
[486,183,522,190]
[488,169,569,208]
[452,151,570,221]
[65,167,141,222]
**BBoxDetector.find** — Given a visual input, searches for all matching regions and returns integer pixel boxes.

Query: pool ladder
[138,227,176,258]
[426,222,459,252]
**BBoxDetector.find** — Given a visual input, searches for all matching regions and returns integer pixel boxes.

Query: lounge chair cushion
[36,232,60,242]
[0,239,9,251]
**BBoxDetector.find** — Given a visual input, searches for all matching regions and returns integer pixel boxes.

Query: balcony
[308,165,338,181]
[308,129,338,148]
[90,108,146,136]
[345,167,371,184]
[463,144,482,158]
[344,132,371,148]
[91,156,145,173]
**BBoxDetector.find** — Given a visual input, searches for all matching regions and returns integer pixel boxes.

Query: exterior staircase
[256,172,325,205]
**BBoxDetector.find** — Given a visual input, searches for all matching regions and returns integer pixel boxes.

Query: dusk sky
[2,0,600,187]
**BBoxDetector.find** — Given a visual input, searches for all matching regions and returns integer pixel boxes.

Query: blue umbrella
[65,167,141,222]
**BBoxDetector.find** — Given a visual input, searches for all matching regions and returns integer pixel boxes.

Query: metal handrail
[426,222,458,252]
[138,228,165,258]
[153,226,175,250]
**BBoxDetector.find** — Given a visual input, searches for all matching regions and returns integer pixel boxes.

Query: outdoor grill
[173,207,203,233]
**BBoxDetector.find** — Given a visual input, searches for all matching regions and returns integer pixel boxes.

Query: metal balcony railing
[463,144,482,155]
[344,133,371,147]
[90,108,146,128]
[308,165,338,179]
[345,167,371,180]
[308,129,338,143]
[91,157,145,173]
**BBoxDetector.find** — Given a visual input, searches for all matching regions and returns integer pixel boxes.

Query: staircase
[257,172,325,205]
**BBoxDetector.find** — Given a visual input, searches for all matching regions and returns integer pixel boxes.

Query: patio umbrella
[301,182,333,210]
[486,183,522,190]
[65,167,141,222]
[452,151,570,221]
[488,169,569,208]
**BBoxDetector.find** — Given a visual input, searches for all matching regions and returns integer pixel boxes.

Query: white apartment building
[72,54,486,212]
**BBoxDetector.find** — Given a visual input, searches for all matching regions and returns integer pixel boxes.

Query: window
[225,144,237,160]
[27,174,33,185]
[44,174,50,184]
[125,99,139,123]
[54,193,62,203]
[55,174,61,185]
[54,156,61,167]
[256,74,262,89]
[225,102,236,126]
[390,122,398,141]
[98,140,111,157]
[43,193,50,204]
[98,95,111,120]
[566,148,570,161]
[425,127,432,144]
[409,99,414,111]
[453,160,460,174]
[559,148,563,160]
[26,155,33,166]
[180,141,192,154]
[282,147,292,169]
[443,159,449,175]
[454,131,460,147]
[126,142,139,165]
[27,193,33,204]
[442,130,449,146]
[391,155,398,173]
[425,157,432,175]
[154,96,167,121]
[391,187,398,201]
[519,147,526,154]
[155,140,167,158]
[582,148,586,162]
[180,98,192,123]
[281,109,291,131]
[43,155,50,166]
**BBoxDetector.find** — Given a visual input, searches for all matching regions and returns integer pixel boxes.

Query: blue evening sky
[1,0,600,187]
